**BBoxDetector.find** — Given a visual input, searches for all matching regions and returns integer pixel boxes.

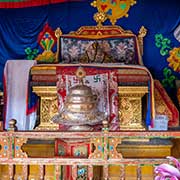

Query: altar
[31,63,152,131]
[0,1,180,179]
[23,21,178,179]
[29,21,179,132]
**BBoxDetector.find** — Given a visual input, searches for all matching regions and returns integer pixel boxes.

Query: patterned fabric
[60,36,138,64]
[154,80,179,127]
[56,66,119,131]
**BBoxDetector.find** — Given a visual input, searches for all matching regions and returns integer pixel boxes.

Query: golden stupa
[52,67,106,131]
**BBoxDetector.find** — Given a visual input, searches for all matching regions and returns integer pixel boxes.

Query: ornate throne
[30,0,179,132]
[28,4,179,179]
[1,2,180,180]
[31,22,179,131]
[29,23,179,179]
[31,24,151,129]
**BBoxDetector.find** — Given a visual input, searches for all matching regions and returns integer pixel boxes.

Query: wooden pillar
[39,165,44,180]
[55,165,61,180]
[72,165,78,180]
[8,165,14,180]
[88,165,93,180]
[103,165,109,180]
[22,165,28,180]
[120,164,125,180]
[137,165,141,180]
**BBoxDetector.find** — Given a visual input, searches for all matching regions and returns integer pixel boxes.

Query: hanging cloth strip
[0,0,84,9]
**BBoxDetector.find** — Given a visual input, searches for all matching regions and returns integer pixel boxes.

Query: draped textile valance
[0,0,81,8]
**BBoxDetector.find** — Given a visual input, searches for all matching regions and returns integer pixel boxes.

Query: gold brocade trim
[31,66,56,70]
[30,66,56,75]
[68,25,133,36]
[118,69,149,75]
[118,86,148,94]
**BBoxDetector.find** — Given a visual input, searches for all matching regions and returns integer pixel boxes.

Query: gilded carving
[32,86,59,130]
[93,12,107,26]
[119,98,141,126]
[68,25,133,36]
[118,86,148,130]
[55,27,62,62]
[138,26,147,56]
[41,97,58,123]
[91,0,136,25]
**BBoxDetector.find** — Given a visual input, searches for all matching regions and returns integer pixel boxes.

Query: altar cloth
[4,60,37,130]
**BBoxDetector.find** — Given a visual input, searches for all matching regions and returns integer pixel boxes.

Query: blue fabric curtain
[0,0,180,103]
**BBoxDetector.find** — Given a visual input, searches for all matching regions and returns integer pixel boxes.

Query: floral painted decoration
[167,47,180,72]
[155,34,172,56]
[155,156,180,180]
[162,67,177,88]
[25,47,39,60]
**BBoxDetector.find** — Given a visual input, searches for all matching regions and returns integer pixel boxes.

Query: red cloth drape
[0,0,82,8]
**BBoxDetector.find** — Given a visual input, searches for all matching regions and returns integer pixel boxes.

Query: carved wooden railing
[0,120,180,179]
